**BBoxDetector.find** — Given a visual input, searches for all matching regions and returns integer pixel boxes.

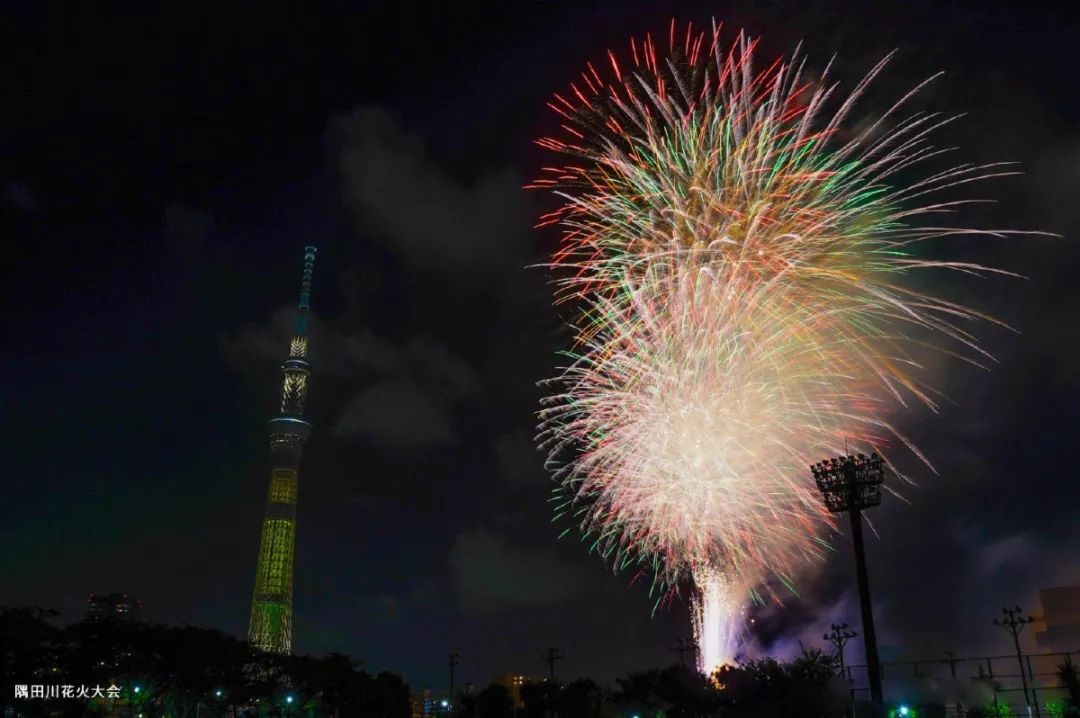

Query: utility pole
[826,623,858,718]
[812,454,886,716]
[993,606,1039,718]
[945,651,963,718]
[824,623,857,677]
[671,637,696,669]
[448,652,460,702]
[544,647,565,684]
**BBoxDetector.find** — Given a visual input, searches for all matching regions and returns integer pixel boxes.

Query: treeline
[7,607,1076,717]
[458,651,848,718]
[0,606,851,717]
[0,607,409,717]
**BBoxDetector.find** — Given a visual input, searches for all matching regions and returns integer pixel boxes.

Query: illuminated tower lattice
[248,246,317,654]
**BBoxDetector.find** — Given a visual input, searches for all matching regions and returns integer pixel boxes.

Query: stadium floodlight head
[811,453,885,513]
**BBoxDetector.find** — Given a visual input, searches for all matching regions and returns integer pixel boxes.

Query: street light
[812,452,886,714]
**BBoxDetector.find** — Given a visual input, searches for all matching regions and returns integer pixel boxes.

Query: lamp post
[127,684,142,718]
[812,452,886,714]
[993,606,1039,718]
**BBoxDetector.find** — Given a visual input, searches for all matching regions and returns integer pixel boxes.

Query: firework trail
[532,21,1018,673]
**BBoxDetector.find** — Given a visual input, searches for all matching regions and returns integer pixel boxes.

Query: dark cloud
[164,202,214,251]
[976,531,1036,576]
[3,181,41,214]
[447,527,586,612]
[495,430,548,486]
[333,377,456,448]
[220,308,482,452]
[219,305,299,369]
[329,107,533,276]
[373,593,398,623]
[345,494,399,514]
[1030,138,1080,231]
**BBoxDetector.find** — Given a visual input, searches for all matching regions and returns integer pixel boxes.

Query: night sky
[4,0,1079,693]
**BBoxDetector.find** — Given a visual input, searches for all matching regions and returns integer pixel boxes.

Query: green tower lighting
[247,246,318,654]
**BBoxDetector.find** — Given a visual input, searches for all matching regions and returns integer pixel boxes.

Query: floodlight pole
[848,504,883,712]
[812,454,887,716]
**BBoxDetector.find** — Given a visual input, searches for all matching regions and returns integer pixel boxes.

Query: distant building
[409,691,426,718]
[410,689,452,717]
[493,674,541,708]
[87,593,142,622]
[1033,585,1080,650]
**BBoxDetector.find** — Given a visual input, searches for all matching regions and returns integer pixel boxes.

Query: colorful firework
[532,21,1018,672]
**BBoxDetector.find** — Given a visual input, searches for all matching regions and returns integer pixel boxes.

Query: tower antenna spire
[296,246,316,336]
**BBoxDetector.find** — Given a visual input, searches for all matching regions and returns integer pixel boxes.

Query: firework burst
[532,21,1019,672]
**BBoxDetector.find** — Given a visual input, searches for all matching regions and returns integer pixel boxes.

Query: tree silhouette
[0,606,419,717]
[360,671,411,718]
[305,652,364,716]
[654,664,720,717]
[473,682,515,718]
[520,680,561,718]
[557,678,604,718]
[1058,656,1080,717]
[0,604,893,718]
[614,669,673,716]
[713,649,846,718]
[1,607,60,717]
